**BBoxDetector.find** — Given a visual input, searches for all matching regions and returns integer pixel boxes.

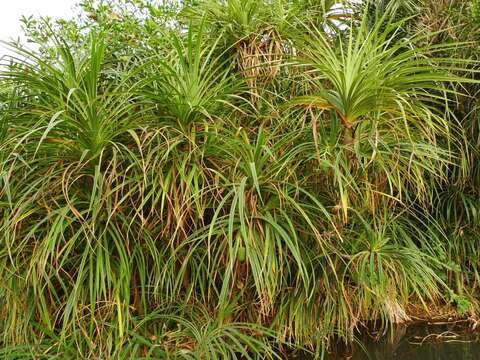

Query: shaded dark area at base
[293,322,480,359]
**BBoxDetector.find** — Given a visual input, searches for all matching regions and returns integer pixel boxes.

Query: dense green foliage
[0,0,480,358]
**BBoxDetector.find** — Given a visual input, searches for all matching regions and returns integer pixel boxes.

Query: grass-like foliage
[0,0,479,358]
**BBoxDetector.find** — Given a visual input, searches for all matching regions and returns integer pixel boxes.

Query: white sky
[0,0,76,42]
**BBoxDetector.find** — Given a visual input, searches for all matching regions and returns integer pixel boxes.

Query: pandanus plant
[290,11,471,221]
[0,34,159,353]
[2,34,146,160]
[183,0,343,98]
[139,24,246,246]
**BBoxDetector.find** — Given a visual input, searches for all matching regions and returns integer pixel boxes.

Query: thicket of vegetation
[0,0,479,358]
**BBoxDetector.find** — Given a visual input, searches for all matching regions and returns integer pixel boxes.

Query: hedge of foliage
[0,0,480,358]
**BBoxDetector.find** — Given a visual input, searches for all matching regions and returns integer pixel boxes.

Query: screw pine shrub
[0,0,479,358]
